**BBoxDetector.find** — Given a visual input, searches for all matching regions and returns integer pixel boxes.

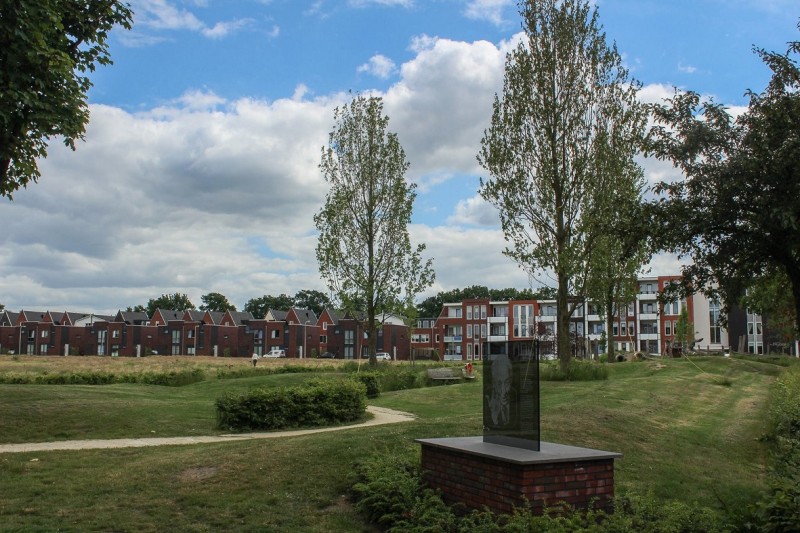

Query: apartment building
[410,275,730,360]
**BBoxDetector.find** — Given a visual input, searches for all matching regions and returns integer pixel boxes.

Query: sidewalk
[0,406,415,454]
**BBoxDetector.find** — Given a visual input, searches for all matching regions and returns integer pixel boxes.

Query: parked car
[318,351,336,359]
[264,348,286,358]
[374,352,391,361]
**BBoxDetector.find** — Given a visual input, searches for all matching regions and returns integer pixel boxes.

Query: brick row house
[0,306,412,360]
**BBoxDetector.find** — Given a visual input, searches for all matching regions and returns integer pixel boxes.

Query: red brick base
[418,437,620,516]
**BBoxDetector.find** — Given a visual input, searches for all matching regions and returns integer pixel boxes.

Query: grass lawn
[0,355,779,532]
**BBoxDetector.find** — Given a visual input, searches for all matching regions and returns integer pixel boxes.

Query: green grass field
[0,355,781,532]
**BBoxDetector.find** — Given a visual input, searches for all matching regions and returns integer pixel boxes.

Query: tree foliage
[646,22,800,334]
[145,293,194,317]
[478,0,646,372]
[199,292,236,313]
[0,0,133,197]
[243,294,294,319]
[293,289,332,316]
[315,94,434,364]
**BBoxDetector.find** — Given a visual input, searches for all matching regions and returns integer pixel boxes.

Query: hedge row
[215,378,366,431]
[0,368,206,386]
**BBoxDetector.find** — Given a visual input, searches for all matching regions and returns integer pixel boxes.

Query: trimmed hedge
[215,378,366,431]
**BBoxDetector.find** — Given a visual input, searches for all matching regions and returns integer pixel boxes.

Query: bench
[427,368,463,382]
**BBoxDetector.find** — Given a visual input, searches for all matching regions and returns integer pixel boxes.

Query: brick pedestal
[417,437,621,516]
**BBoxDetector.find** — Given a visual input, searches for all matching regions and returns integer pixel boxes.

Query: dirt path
[0,406,415,454]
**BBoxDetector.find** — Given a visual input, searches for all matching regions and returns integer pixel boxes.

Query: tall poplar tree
[315,95,434,364]
[478,0,646,374]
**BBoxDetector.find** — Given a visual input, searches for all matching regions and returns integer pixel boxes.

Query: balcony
[638,292,658,300]
[487,316,508,324]
[443,336,462,343]
[487,335,507,342]
[639,313,658,321]
[639,333,659,341]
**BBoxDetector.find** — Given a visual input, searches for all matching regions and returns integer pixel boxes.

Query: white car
[374,352,391,361]
[264,348,286,358]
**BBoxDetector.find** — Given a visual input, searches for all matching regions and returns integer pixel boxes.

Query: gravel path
[0,406,415,454]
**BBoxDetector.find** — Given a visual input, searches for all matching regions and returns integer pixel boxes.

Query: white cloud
[357,54,398,79]
[129,0,253,42]
[678,62,698,74]
[448,195,498,227]
[201,18,254,39]
[463,0,513,27]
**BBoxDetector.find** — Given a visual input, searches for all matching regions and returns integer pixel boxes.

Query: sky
[1,0,798,314]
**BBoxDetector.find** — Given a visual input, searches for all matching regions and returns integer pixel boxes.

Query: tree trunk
[605,299,615,363]
[557,271,571,375]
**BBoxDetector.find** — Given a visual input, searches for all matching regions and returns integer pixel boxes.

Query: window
[171,330,181,345]
[466,306,472,320]
[40,344,48,355]
[41,330,48,338]
[467,344,472,357]
[709,299,721,344]
[513,304,534,337]
[612,323,618,336]
[481,305,487,319]
[480,324,487,338]
[621,322,627,336]
[473,305,479,319]
[665,321,671,336]
[320,335,327,344]
[466,324,472,338]
[628,303,634,316]
[323,322,328,331]
[112,330,120,339]
[271,329,280,339]
[449,307,462,318]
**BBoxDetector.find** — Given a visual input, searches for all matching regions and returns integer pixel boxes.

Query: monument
[417,339,621,516]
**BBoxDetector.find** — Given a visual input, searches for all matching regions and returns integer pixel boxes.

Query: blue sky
[1,0,798,313]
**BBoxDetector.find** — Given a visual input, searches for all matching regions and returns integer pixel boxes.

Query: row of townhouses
[0,307,411,360]
[0,275,780,360]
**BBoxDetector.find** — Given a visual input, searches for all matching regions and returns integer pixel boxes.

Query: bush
[540,360,608,381]
[215,378,366,431]
[353,371,381,398]
[742,366,800,532]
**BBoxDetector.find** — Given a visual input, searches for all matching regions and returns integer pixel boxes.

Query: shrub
[353,371,381,398]
[0,368,206,386]
[743,366,800,532]
[540,360,608,381]
[215,378,366,431]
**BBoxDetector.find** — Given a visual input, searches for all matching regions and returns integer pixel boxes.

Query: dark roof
[184,310,205,322]
[115,311,149,325]
[19,310,49,322]
[268,309,288,321]
[156,309,183,321]
[321,308,344,325]
[293,308,318,325]
[0,310,19,326]
[224,311,255,326]
[205,311,225,325]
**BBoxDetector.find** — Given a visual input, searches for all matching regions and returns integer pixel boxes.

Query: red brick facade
[418,438,618,516]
